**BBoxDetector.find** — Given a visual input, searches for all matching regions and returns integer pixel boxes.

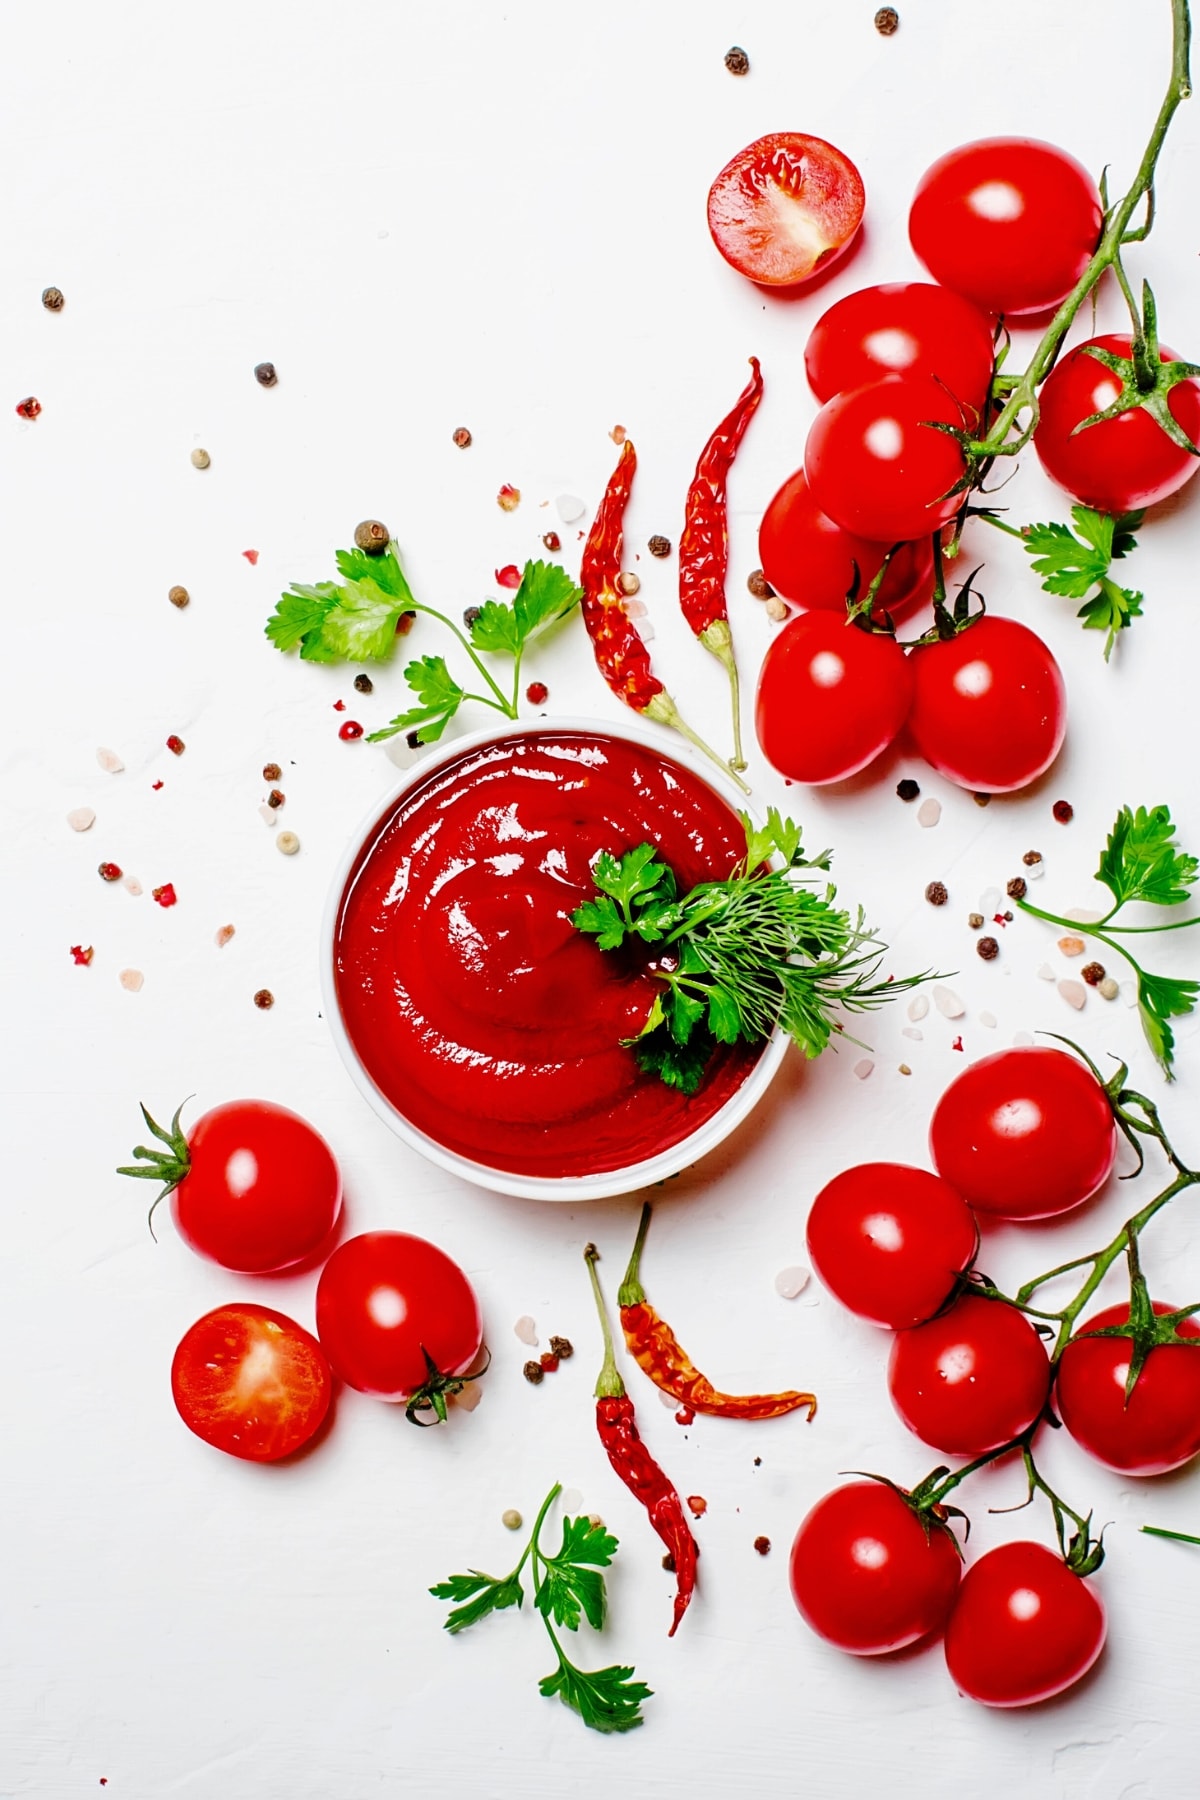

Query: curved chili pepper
[678,358,764,772]
[581,440,750,794]
[584,1243,698,1637]
[617,1203,817,1421]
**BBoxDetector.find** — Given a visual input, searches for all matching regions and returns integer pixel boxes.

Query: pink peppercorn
[339,720,364,741]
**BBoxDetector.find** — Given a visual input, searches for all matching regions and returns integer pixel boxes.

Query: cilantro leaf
[1137,970,1200,1078]
[1019,506,1146,657]
[430,1570,524,1634]
[1077,578,1143,662]
[538,1658,651,1735]
[1097,805,1199,908]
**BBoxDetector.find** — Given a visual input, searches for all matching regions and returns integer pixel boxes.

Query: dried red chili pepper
[583,1243,698,1637]
[582,440,749,793]
[617,1204,817,1421]
[678,357,764,772]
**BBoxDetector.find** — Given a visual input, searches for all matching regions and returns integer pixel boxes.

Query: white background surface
[5,1,1200,1795]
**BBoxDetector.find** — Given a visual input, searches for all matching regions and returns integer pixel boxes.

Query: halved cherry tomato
[906,615,1066,794]
[944,1541,1106,1707]
[887,1294,1050,1456]
[171,1303,333,1463]
[806,1162,978,1329]
[707,133,865,289]
[315,1231,483,1408]
[758,467,933,622]
[929,1046,1116,1220]
[755,609,914,784]
[1056,1302,1200,1475]
[805,283,996,413]
[1034,333,1200,514]
[804,376,970,544]
[909,138,1103,318]
[790,1480,962,1655]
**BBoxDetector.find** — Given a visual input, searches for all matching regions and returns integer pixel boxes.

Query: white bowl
[320,714,788,1200]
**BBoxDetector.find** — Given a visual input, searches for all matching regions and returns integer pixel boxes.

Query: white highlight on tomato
[851,1536,890,1570]
[864,1212,904,1252]
[968,180,1025,221]
[952,658,993,698]
[225,1148,259,1198]
[1008,1587,1042,1622]
[1095,378,1122,410]
[863,327,920,371]
[1113,1360,1131,1391]
[865,417,904,460]
[810,650,845,687]
[367,1285,408,1329]
[993,1096,1043,1140]
[936,1342,977,1384]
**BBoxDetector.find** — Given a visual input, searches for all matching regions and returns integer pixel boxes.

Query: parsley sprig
[571,809,932,1093]
[266,544,582,742]
[430,1483,651,1734]
[1017,804,1200,1077]
[981,506,1144,661]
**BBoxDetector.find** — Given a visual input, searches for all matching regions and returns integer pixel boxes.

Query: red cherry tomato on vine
[888,1295,1050,1456]
[790,1480,962,1655]
[315,1231,483,1407]
[929,1046,1117,1220]
[707,133,865,289]
[909,138,1103,318]
[1034,333,1200,514]
[944,1541,1106,1707]
[906,615,1066,794]
[805,376,971,544]
[1056,1302,1200,1475]
[805,282,997,413]
[755,609,914,784]
[171,1304,333,1463]
[806,1162,978,1329]
[758,467,933,622]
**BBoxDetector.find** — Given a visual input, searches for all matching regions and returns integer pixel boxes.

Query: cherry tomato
[707,133,865,289]
[944,1541,1106,1707]
[758,467,934,622]
[1034,333,1200,514]
[1056,1302,1200,1475]
[909,138,1103,318]
[171,1304,333,1463]
[790,1480,962,1655]
[805,283,996,413]
[929,1046,1116,1220]
[906,615,1066,794]
[754,609,914,784]
[888,1295,1050,1456]
[315,1231,483,1405]
[805,376,970,544]
[806,1162,978,1329]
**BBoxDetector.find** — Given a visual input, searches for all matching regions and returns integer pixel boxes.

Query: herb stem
[406,599,516,715]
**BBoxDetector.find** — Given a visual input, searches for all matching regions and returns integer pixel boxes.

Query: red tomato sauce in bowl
[331,728,764,1181]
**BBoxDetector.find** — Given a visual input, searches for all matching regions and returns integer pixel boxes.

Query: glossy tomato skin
[806,1162,978,1329]
[1057,1303,1200,1475]
[945,1542,1106,1707]
[1034,334,1200,514]
[315,1231,482,1401]
[755,609,914,784]
[172,1099,342,1273]
[805,376,970,543]
[707,132,865,289]
[171,1304,333,1463]
[758,467,934,622]
[906,615,1066,794]
[888,1295,1050,1455]
[806,283,996,412]
[909,138,1103,317]
[930,1046,1116,1220]
[790,1481,962,1655]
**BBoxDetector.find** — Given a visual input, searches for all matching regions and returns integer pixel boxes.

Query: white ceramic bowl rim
[319,713,788,1201]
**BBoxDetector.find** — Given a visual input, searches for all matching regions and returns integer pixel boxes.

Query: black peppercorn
[724,45,750,74]
[523,1360,545,1386]
[1006,876,1027,900]
[647,535,672,558]
[254,362,278,387]
[925,880,948,906]
[42,286,65,312]
[1053,799,1074,823]
[353,672,374,694]
[874,7,900,34]
[354,519,390,554]
[747,569,775,600]
[896,778,921,802]
[463,604,483,630]
[977,936,999,961]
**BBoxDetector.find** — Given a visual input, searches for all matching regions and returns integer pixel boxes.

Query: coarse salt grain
[119,969,144,992]
[1038,963,1056,982]
[1058,936,1086,957]
[214,924,236,948]
[96,748,124,773]
[979,1011,997,1029]
[902,1026,923,1041]
[934,985,965,1019]
[1058,979,1087,1010]
[1026,859,1046,880]
[979,888,1001,915]
[917,798,942,828]
[123,876,143,896]
[67,807,96,832]
[555,495,586,523]
[908,993,929,1021]
[659,1387,678,1409]
[1066,908,1105,925]
[1013,1030,1035,1046]
[1121,980,1138,1008]
[561,1487,583,1512]
[259,804,278,827]
[514,1315,538,1347]
[854,1058,875,1080]
[774,1266,810,1299]
[451,1382,483,1412]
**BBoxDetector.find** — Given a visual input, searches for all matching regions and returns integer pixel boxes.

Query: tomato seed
[354,519,390,554]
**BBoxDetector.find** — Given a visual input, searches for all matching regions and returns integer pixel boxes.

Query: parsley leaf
[534,1515,617,1634]
[1019,506,1145,658]
[266,545,416,663]
[1098,805,1199,908]
[470,560,581,655]
[538,1658,652,1735]
[1077,579,1144,661]
[634,1025,716,1094]
[430,1570,524,1634]
[1137,971,1200,1073]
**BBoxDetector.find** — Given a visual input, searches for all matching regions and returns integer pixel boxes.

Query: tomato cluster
[122,1098,484,1461]
[796,1043,1200,1707]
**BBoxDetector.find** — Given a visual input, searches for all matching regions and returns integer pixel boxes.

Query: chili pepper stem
[617,1203,653,1309]
[699,621,746,771]
[643,692,751,795]
[584,1243,627,1399]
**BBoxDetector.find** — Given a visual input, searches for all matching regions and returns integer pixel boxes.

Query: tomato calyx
[841,1468,969,1558]
[404,1343,491,1426]
[115,1097,194,1238]
[1075,281,1200,455]
[1065,1235,1200,1403]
